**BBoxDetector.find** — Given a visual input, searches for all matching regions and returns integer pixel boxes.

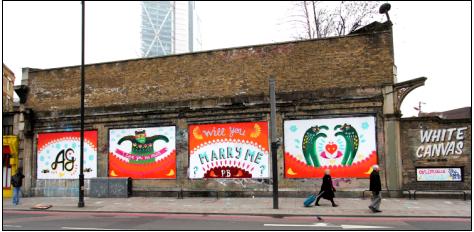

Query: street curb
[3,208,471,219]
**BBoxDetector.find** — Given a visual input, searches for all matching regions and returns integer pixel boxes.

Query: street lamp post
[269,78,279,209]
[78,0,85,208]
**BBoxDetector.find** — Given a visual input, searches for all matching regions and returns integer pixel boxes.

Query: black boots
[315,199,338,207]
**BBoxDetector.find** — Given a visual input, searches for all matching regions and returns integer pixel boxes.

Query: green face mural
[285,116,377,178]
[118,130,169,164]
[302,124,360,167]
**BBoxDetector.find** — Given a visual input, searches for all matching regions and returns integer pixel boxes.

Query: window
[2,114,13,135]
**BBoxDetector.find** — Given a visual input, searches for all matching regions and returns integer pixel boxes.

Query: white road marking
[264,222,392,229]
[62,227,133,230]
[263,223,340,227]
[264,222,339,228]
[3,225,22,228]
[341,224,392,229]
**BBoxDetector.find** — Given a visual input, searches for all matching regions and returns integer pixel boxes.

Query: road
[3,210,471,230]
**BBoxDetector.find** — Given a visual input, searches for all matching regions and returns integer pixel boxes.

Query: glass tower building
[141,1,201,57]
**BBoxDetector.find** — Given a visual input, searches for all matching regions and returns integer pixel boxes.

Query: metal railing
[412,190,469,201]
[361,189,411,199]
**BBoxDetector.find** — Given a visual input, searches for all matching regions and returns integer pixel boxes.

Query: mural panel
[189,122,269,179]
[37,131,97,179]
[109,126,176,179]
[284,116,377,178]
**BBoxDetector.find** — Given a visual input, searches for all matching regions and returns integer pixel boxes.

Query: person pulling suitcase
[315,169,338,207]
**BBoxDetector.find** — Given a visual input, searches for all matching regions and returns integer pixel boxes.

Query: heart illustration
[325,142,338,154]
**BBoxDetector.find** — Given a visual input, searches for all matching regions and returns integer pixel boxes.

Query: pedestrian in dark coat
[315,169,338,207]
[11,168,25,205]
[369,164,382,213]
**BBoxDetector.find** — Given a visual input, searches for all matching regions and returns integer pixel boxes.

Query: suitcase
[303,194,316,207]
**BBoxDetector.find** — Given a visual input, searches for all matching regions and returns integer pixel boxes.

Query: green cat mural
[302,125,328,167]
[334,124,359,166]
[118,130,169,164]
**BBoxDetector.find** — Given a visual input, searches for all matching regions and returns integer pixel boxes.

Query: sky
[2,1,471,117]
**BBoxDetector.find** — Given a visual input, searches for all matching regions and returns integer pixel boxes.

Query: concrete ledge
[32,187,82,197]
[33,179,90,197]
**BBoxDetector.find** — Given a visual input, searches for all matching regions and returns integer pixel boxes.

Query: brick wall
[400,117,471,190]
[26,31,394,112]
[24,30,395,196]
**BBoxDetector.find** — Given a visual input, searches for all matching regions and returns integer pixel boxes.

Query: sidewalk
[3,197,471,218]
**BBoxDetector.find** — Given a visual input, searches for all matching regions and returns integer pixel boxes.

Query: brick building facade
[3,63,16,112]
[401,117,471,190]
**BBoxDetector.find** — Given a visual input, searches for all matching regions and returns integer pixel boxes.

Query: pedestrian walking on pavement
[369,164,382,213]
[315,169,338,207]
[11,168,25,205]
